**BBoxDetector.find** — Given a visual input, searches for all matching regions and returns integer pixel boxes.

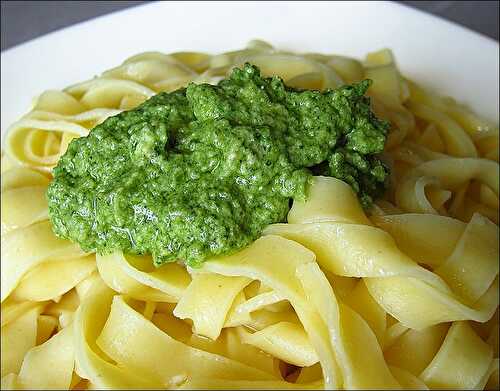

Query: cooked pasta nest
[1,40,498,390]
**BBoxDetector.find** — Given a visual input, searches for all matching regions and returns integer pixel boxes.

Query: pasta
[1,40,498,390]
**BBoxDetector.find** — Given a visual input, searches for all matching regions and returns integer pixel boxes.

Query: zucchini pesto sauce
[47,64,389,267]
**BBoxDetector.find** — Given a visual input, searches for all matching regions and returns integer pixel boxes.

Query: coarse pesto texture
[47,64,389,267]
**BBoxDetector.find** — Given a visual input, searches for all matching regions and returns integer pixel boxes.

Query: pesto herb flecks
[47,64,389,266]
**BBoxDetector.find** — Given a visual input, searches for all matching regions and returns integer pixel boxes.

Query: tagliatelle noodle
[1,220,86,302]
[177,378,323,390]
[406,101,478,157]
[1,305,43,377]
[239,321,319,367]
[1,40,498,390]
[173,273,251,339]
[15,324,75,390]
[202,235,342,389]
[296,261,401,389]
[1,186,49,234]
[395,157,499,215]
[384,323,451,375]
[388,366,429,390]
[10,255,96,302]
[96,295,279,386]
[73,278,161,389]
[342,279,387,346]
[420,321,493,389]
[95,252,189,303]
[266,175,498,387]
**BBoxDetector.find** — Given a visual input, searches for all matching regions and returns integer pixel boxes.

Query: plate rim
[2,1,498,55]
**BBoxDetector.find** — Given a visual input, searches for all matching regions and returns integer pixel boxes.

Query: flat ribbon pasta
[73,278,161,389]
[364,49,415,149]
[15,324,75,390]
[239,321,319,367]
[1,221,86,302]
[173,273,251,339]
[266,176,498,331]
[368,212,498,329]
[175,378,323,390]
[395,157,499,215]
[296,262,400,389]
[10,255,96,302]
[96,295,276,387]
[420,321,494,389]
[1,304,44,377]
[1,40,498,391]
[406,101,478,157]
[5,119,88,169]
[96,252,190,303]
[201,234,405,389]
[201,235,342,389]
[1,166,51,235]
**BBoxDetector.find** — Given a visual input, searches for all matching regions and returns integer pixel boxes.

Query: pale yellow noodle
[1,41,498,390]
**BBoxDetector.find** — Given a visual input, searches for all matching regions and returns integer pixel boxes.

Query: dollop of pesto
[47,64,389,266]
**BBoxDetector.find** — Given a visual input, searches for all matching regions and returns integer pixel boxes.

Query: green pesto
[47,64,389,267]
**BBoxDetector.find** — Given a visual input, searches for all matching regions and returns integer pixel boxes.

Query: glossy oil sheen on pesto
[47,64,389,266]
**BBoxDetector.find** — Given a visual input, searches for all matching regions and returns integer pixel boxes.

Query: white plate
[1,0,498,138]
